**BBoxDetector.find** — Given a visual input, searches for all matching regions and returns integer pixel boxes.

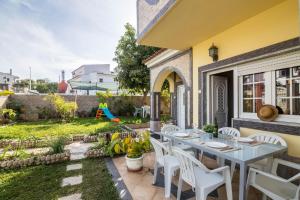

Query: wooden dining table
[151,129,287,200]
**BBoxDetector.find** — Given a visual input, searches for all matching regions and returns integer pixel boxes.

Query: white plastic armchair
[218,127,240,138]
[248,134,287,172]
[150,138,180,199]
[217,127,241,178]
[161,124,182,135]
[172,147,233,200]
[246,158,300,200]
[161,124,193,151]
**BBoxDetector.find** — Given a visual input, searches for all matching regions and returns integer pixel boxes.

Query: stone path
[65,142,93,160]
[58,141,93,200]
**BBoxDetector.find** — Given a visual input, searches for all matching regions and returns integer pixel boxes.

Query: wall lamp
[209,43,218,62]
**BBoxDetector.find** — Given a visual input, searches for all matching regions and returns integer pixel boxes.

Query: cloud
[0,0,136,81]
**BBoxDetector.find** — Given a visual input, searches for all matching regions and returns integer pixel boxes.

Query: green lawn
[0,117,148,140]
[0,159,120,200]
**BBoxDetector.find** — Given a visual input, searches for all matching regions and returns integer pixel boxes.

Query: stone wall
[4,94,170,120]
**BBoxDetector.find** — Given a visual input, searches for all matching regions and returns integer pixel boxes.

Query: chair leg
[225,171,233,200]
[195,189,207,200]
[153,163,158,184]
[177,174,183,200]
[230,162,236,179]
[164,167,172,198]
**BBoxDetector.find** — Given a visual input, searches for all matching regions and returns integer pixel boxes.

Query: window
[242,73,265,113]
[99,78,103,82]
[276,67,300,115]
[239,66,300,121]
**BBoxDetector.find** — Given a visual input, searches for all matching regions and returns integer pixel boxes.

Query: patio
[112,152,262,200]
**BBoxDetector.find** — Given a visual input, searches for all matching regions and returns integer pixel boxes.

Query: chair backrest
[161,124,181,135]
[248,133,287,146]
[150,138,170,163]
[218,127,240,137]
[172,147,209,187]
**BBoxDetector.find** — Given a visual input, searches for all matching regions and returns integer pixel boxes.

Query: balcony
[137,0,286,50]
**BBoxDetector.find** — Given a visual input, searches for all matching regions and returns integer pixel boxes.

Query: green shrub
[46,94,77,121]
[37,106,57,119]
[91,137,109,155]
[108,97,134,116]
[6,100,23,118]
[49,137,66,154]
[96,90,112,103]
[0,109,16,124]
[0,90,14,96]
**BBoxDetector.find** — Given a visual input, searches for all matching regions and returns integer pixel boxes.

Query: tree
[35,82,58,93]
[113,23,159,103]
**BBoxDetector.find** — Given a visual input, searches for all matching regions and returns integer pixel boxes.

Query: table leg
[239,163,247,200]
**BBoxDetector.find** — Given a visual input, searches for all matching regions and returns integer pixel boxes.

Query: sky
[0,0,137,82]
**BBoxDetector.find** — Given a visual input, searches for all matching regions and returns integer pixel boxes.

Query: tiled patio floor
[113,152,262,200]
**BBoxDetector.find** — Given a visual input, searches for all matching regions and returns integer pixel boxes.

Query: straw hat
[257,104,278,122]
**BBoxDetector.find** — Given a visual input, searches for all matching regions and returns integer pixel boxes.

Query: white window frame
[237,50,300,123]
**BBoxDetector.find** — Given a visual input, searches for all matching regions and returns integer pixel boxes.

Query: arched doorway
[150,67,191,131]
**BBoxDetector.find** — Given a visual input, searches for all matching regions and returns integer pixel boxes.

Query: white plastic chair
[150,138,180,198]
[172,147,233,200]
[142,105,150,118]
[161,124,192,151]
[246,158,300,200]
[248,134,287,172]
[218,127,240,138]
[217,127,241,178]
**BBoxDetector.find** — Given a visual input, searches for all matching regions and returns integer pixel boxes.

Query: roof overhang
[138,0,285,50]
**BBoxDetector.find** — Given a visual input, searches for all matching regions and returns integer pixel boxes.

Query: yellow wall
[192,0,300,157]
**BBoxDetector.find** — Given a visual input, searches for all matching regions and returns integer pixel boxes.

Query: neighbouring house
[0,69,19,90]
[137,0,300,159]
[68,64,119,95]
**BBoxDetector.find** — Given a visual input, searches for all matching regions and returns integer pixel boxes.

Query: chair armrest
[288,173,300,182]
[249,167,291,183]
[274,158,300,170]
[209,166,230,173]
[271,158,300,175]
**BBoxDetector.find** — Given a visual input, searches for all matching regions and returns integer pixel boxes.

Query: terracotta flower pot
[125,154,143,171]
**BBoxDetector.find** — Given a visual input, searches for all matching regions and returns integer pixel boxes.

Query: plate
[206,142,228,149]
[173,132,190,138]
[237,137,254,143]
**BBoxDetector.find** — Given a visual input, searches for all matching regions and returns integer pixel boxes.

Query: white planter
[125,155,143,171]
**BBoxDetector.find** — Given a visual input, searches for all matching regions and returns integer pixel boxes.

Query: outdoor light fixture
[209,43,218,62]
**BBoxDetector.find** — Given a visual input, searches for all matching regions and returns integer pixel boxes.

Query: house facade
[0,69,19,91]
[69,64,118,95]
[137,0,300,158]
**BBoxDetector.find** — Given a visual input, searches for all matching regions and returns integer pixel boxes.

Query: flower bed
[0,150,70,170]
[85,149,106,158]
[0,134,100,150]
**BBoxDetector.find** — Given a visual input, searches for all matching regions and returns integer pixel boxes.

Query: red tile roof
[143,48,167,64]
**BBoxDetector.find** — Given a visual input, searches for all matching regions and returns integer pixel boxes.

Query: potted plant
[106,131,151,171]
[203,124,218,138]
[124,131,151,171]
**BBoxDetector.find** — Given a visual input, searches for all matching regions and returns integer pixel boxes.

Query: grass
[0,159,120,200]
[0,117,149,140]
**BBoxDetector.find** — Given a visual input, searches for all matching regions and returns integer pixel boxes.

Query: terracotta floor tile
[113,152,263,200]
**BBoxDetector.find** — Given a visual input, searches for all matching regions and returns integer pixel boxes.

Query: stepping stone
[70,153,85,161]
[66,163,82,171]
[58,193,82,200]
[61,175,82,187]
